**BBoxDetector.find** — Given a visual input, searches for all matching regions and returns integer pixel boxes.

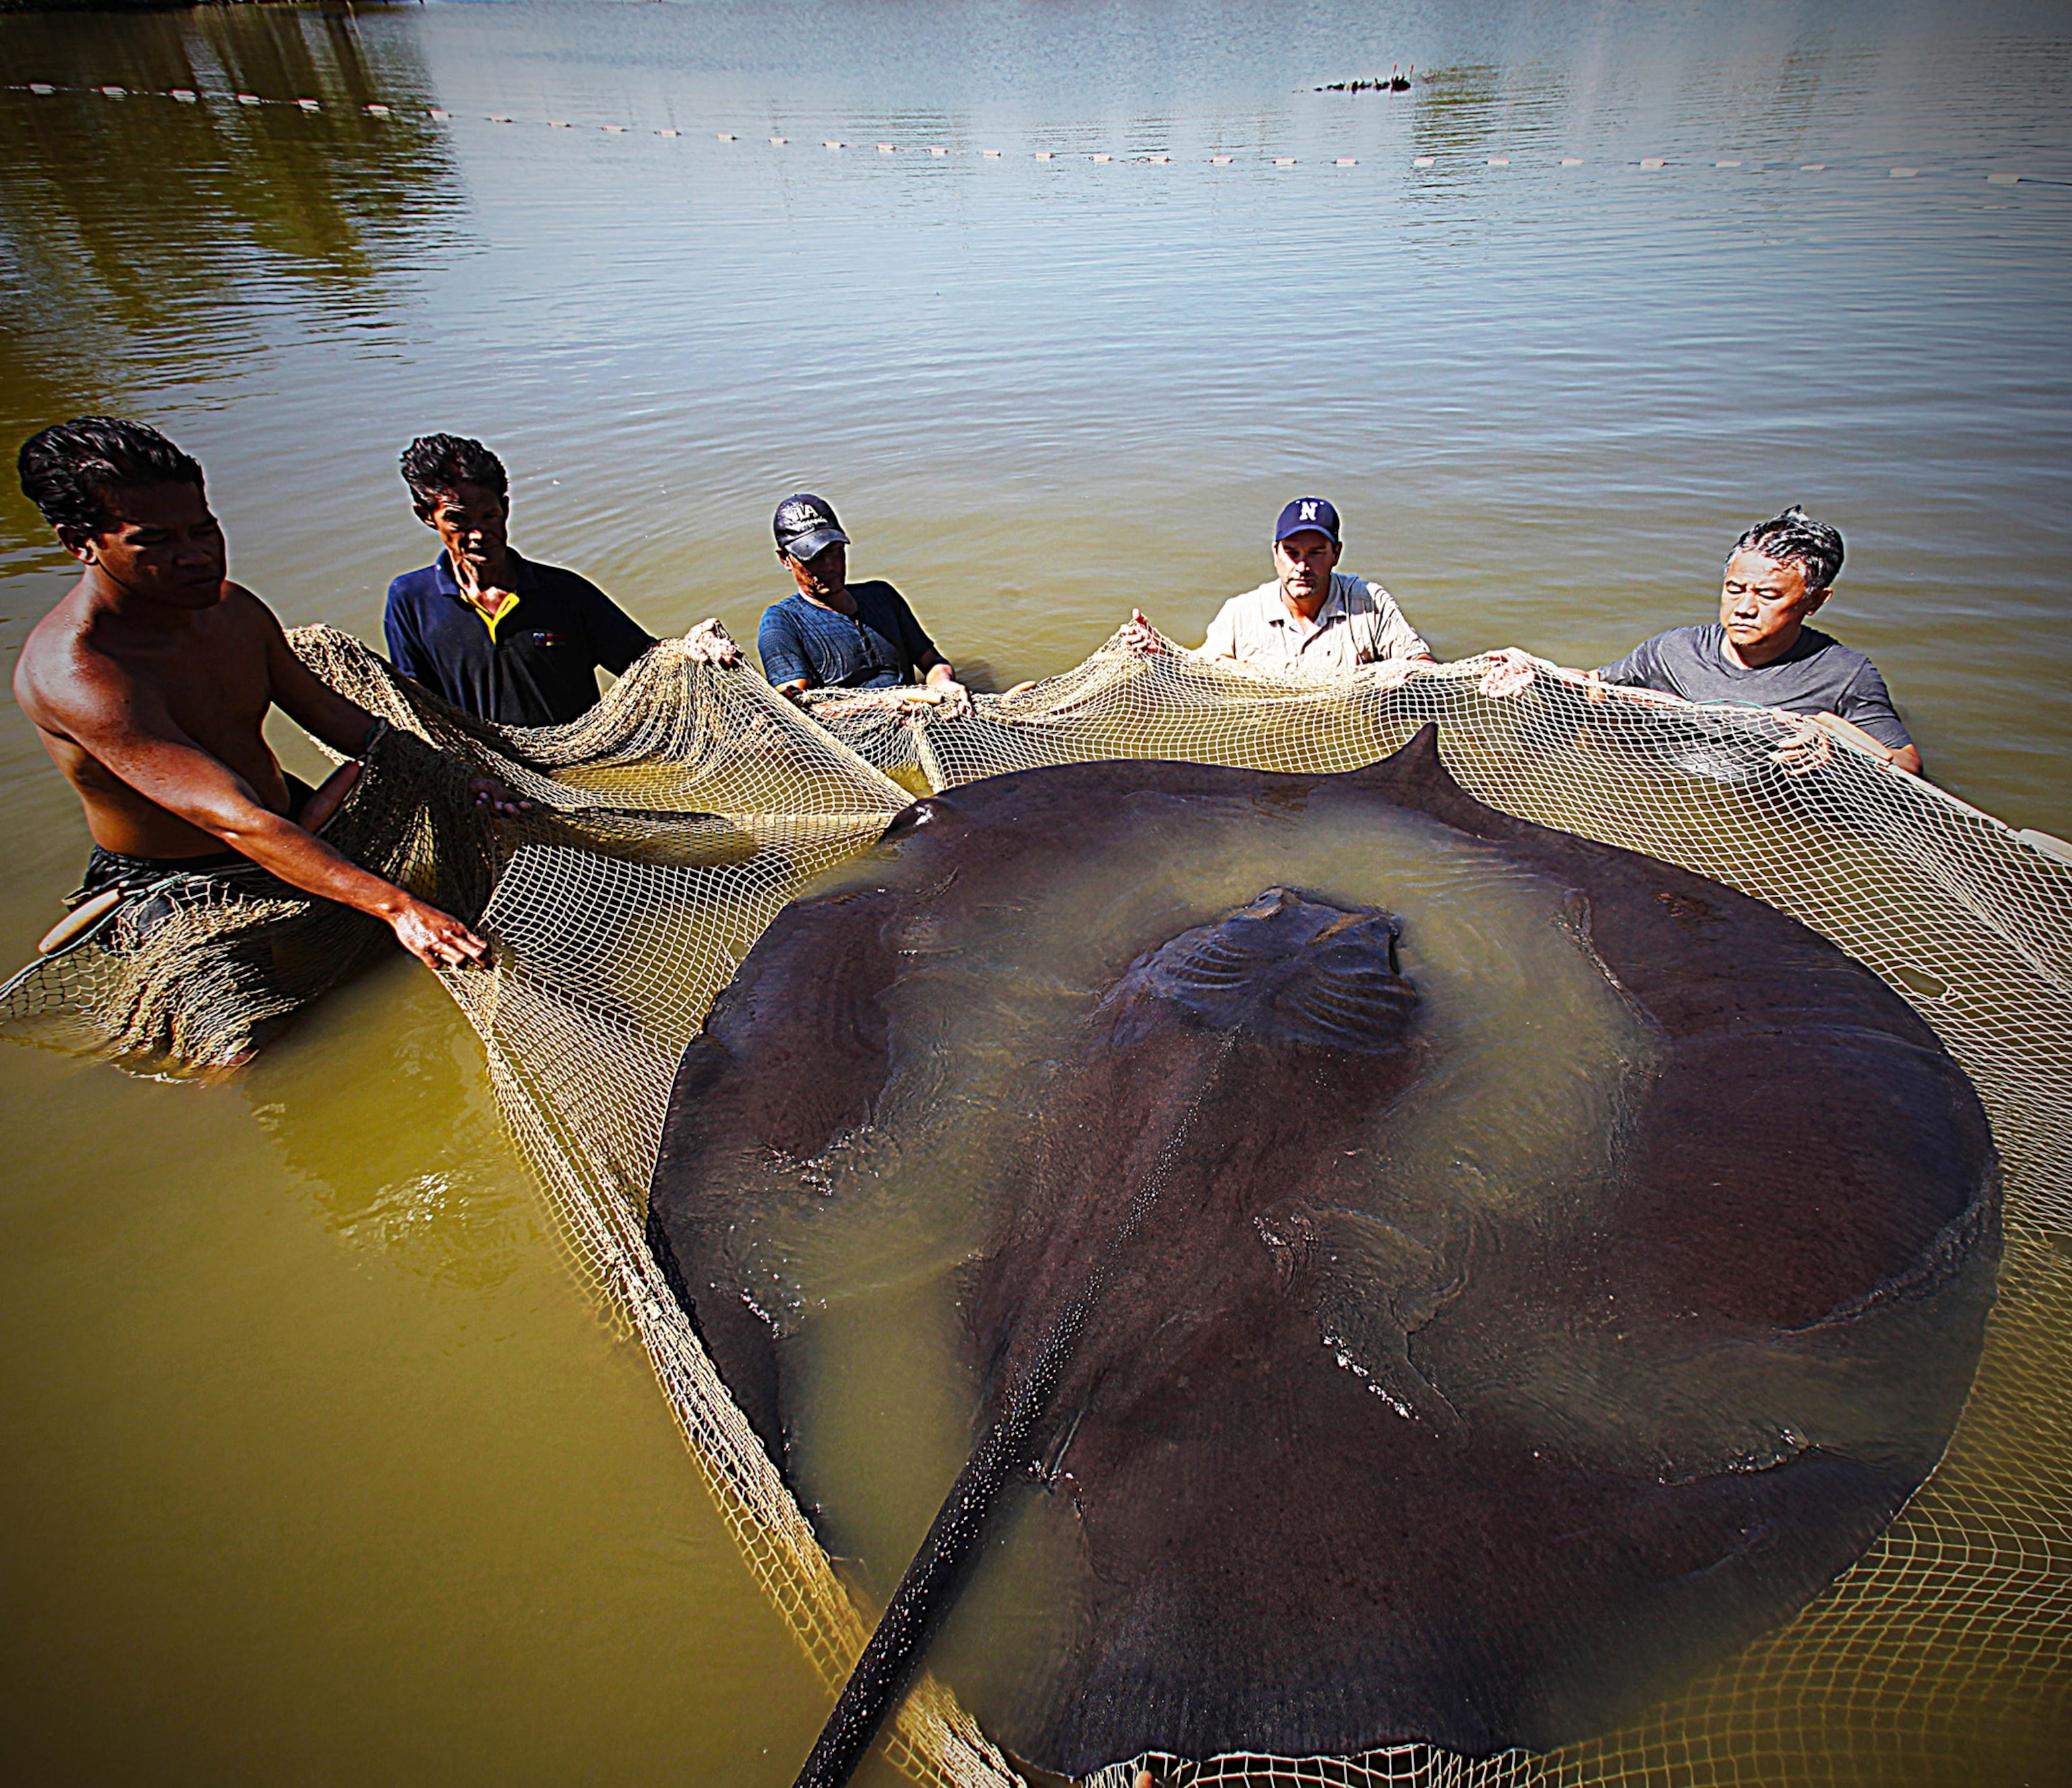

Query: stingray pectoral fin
[1335,721,1491,828]
[657,887,902,1174]
[649,889,906,1479]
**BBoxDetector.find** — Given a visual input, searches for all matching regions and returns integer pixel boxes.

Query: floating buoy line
[6,80,2064,189]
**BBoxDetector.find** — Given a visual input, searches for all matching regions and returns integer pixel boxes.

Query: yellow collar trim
[466,588,522,640]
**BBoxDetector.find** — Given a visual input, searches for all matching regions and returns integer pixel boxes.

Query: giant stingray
[647,727,1999,1786]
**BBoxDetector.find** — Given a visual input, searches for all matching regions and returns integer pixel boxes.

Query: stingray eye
[1389,933,1402,977]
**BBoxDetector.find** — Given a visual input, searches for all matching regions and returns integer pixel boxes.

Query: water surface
[2,2,2068,1782]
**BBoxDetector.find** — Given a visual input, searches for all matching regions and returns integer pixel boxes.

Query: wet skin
[650,728,1997,1778]
[14,480,508,969]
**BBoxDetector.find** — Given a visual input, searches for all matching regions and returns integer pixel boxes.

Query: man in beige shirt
[1124,497,1434,683]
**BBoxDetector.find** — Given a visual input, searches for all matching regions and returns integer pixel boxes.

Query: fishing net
[5,621,2069,1785]
[0,718,496,1073]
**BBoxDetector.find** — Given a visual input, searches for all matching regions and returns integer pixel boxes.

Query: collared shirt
[1596,624,1912,749]
[384,549,654,727]
[1199,571,1430,676]
[757,581,941,690]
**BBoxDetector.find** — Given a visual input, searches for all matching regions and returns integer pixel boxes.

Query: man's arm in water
[33,645,494,970]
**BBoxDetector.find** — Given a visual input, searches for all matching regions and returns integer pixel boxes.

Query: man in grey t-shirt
[1486,507,1922,776]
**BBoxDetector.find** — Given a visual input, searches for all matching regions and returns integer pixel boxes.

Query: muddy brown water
[1,2,2067,1783]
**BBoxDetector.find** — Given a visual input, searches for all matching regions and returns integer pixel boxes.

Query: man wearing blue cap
[1186,497,1432,680]
[757,493,965,706]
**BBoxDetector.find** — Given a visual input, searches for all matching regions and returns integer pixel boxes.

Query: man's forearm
[210,786,490,971]
[210,805,424,922]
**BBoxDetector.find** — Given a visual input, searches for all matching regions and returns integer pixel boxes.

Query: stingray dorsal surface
[650,724,1999,1775]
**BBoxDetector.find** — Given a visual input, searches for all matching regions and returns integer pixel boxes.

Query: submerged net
[5,622,2069,1784]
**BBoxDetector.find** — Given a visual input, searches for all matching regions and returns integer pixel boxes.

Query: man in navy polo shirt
[384,434,656,727]
[757,494,965,706]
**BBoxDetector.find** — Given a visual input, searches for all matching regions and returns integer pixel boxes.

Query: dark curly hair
[399,433,508,516]
[18,417,207,545]
[1730,505,1845,594]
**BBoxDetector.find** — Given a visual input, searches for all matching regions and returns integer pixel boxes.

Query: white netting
[6,623,2068,1783]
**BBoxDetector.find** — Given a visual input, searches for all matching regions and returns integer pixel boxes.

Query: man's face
[784,541,847,599]
[1274,529,1342,610]
[1719,548,1826,659]
[422,481,511,579]
[69,481,227,608]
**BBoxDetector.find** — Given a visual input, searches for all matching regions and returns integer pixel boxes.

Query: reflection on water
[1,1,2068,1783]
[0,5,462,567]
[247,958,534,1290]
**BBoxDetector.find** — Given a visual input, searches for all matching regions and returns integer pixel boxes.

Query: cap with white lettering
[1275,496,1341,544]
[774,492,851,562]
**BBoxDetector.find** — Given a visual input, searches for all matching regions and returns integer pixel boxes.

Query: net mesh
[5,622,2069,1785]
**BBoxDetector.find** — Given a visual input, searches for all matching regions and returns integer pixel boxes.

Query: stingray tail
[793,1033,1240,1788]
[792,1395,1037,1788]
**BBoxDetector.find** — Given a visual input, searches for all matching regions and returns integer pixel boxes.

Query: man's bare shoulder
[208,579,291,642]
[15,581,279,733]
[217,579,279,616]
[13,581,110,730]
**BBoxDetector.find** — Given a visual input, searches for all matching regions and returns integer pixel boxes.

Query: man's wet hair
[18,417,206,546]
[1730,505,1845,593]
[400,433,508,515]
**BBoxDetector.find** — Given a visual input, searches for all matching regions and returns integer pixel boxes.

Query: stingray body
[648,727,1998,1781]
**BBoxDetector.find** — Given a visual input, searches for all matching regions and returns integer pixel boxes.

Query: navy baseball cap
[1274,496,1341,544]
[774,492,850,561]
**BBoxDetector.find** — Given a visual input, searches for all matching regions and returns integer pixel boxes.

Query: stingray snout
[1110,886,1416,1055]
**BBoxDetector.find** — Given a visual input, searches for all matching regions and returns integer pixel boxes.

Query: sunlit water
[2,1,2068,1781]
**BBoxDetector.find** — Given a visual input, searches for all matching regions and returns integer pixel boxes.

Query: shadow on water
[0,3,465,568]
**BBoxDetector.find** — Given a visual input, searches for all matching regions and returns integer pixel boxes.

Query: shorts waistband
[76,845,246,903]
[71,773,318,904]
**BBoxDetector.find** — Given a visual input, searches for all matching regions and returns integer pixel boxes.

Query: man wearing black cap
[757,493,965,705]
[1176,496,1431,681]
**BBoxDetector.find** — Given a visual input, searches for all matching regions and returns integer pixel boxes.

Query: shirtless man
[14,417,508,970]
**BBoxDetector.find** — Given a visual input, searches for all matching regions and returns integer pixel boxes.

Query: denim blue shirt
[757,580,940,690]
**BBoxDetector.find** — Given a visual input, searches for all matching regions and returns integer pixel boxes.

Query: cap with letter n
[774,492,851,562]
[1274,496,1341,544]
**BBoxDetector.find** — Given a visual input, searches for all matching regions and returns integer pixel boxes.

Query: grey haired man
[1483,506,1921,776]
